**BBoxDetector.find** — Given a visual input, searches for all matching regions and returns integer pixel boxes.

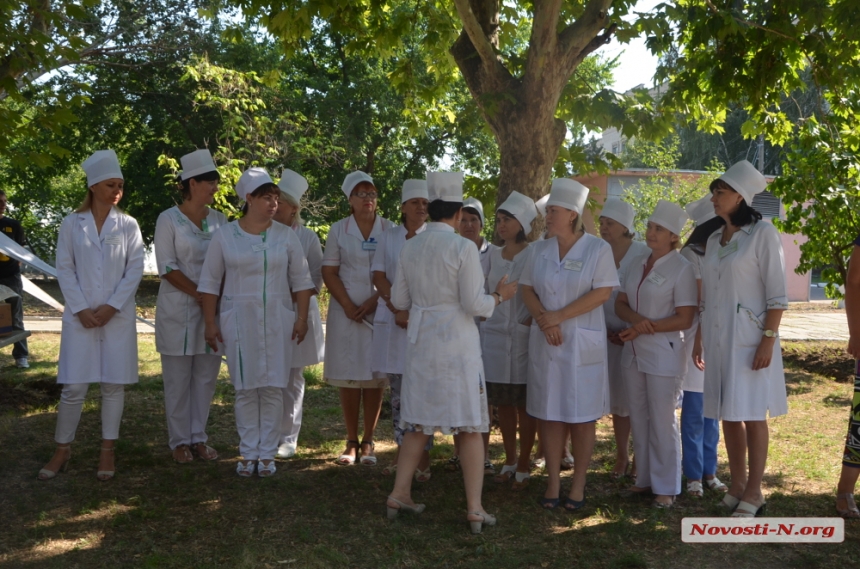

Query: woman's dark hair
[240,183,280,215]
[497,209,527,243]
[709,179,763,227]
[178,170,220,200]
[428,200,462,222]
[683,216,724,255]
[461,206,483,226]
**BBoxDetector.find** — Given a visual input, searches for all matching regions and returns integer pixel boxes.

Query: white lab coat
[392,222,495,430]
[198,221,314,390]
[679,246,705,392]
[56,209,145,384]
[701,221,789,421]
[603,240,650,415]
[620,250,698,377]
[321,214,394,381]
[290,223,325,367]
[522,234,619,423]
[481,245,531,385]
[370,223,426,375]
[154,206,228,356]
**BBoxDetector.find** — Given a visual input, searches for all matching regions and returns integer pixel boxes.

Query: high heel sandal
[414,466,432,482]
[336,440,359,466]
[493,464,516,483]
[359,440,377,466]
[97,447,115,481]
[172,444,193,464]
[837,493,860,519]
[38,445,71,480]
[467,511,497,534]
[257,459,276,478]
[386,495,425,520]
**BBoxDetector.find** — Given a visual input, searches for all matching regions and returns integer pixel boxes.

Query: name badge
[200,232,212,240]
[718,241,739,259]
[252,243,269,252]
[563,259,583,271]
[362,240,377,251]
[104,234,122,246]
[647,271,667,286]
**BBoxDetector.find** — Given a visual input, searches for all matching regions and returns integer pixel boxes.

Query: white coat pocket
[736,306,765,348]
[576,328,605,366]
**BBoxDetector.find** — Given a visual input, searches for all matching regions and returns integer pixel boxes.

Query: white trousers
[624,361,682,496]
[161,354,221,449]
[280,367,305,447]
[235,386,282,461]
[55,383,125,444]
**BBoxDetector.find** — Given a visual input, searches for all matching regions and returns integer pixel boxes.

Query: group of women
[36,148,808,531]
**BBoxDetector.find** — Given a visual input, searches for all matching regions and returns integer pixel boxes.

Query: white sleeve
[391,252,411,311]
[154,210,178,277]
[106,216,145,312]
[321,222,342,267]
[592,242,620,289]
[458,242,495,318]
[197,229,226,295]
[679,246,703,280]
[518,242,539,287]
[370,230,388,274]
[756,223,789,309]
[304,229,324,292]
[55,216,89,315]
[673,262,699,308]
[287,230,315,293]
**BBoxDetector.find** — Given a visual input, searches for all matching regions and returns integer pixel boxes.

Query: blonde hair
[75,189,94,213]
[280,192,304,225]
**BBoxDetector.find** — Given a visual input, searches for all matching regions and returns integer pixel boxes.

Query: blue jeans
[680,391,720,480]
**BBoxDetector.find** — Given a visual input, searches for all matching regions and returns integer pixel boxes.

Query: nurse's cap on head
[685,194,717,225]
[599,197,636,234]
[235,167,274,201]
[278,169,309,203]
[341,170,374,200]
[180,149,217,180]
[462,197,485,225]
[535,194,550,217]
[82,150,123,187]
[498,190,538,231]
[648,200,688,236]
[426,171,465,203]
[401,179,428,203]
[546,178,588,214]
[715,160,767,205]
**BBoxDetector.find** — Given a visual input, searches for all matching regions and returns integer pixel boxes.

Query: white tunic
[679,246,706,392]
[701,221,789,420]
[619,249,698,377]
[154,206,228,356]
[198,221,314,390]
[392,223,496,430]
[370,223,426,375]
[290,223,325,367]
[522,234,619,423]
[481,245,531,385]
[56,209,145,384]
[321,214,394,380]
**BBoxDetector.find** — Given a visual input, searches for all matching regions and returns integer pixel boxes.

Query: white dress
[679,246,706,392]
[197,221,314,390]
[391,222,496,433]
[321,215,394,381]
[370,223,426,375]
[56,209,145,384]
[290,223,325,367]
[522,234,619,423]
[154,206,228,356]
[481,245,531,385]
[603,240,650,415]
[701,221,789,421]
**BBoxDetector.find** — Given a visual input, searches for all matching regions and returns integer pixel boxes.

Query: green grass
[0,335,858,568]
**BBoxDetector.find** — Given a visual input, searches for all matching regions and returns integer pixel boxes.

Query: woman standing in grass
[39,150,144,481]
[836,238,860,518]
[154,149,226,464]
[199,168,314,478]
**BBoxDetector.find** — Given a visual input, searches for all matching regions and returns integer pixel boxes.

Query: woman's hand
[92,304,117,326]
[536,309,563,330]
[204,322,222,352]
[350,297,378,322]
[752,337,775,370]
[76,308,101,329]
[292,318,309,344]
[618,327,639,342]
[543,325,563,346]
[195,293,204,307]
[632,319,656,335]
[692,337,705,371]
[495,275,518,301]
[395,310,409,329]
[607,330,624,346]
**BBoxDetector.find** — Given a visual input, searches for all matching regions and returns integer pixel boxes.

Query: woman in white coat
[371,179,430,478]
[154,149,226,464]
[615,201,697,508]
[693,160,788,517]
[483,191,538,488]
[679,195,727,497]
[599,197,649,479]
[385,172,517,534]
[273,169,325,459]
[39,150,144,481]
[521,178,618,511]
[199,168,314,477]
[322,171,394,466]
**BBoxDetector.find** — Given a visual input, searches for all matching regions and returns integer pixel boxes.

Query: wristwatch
[762,329,778,338]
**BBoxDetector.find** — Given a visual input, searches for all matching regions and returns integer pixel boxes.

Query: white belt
[407,302,461,344]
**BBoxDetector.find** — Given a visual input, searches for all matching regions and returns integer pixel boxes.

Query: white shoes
[236,460,256,477]
[16,358,28,368]
[276,443,296,459]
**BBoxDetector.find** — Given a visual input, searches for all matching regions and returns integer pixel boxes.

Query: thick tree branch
[452,0,501,72]
[522,0,563,88]
[569,22,617,69]
[558,0,613,75]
